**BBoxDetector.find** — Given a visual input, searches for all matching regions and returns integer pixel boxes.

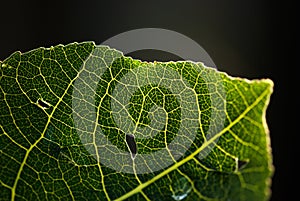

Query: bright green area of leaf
[0,42,274,201]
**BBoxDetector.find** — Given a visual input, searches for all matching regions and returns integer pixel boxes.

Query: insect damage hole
[37,99,51,109]
[125,134,137,159]
[235,158,249,172]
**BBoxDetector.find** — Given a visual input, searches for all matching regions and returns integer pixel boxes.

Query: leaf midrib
[114,84,270,201]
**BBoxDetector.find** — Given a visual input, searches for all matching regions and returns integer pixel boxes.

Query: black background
[0,1,294,200]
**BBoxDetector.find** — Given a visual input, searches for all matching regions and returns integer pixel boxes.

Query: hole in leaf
[125,134,137,159]
[237,159,249,171]
[37,99,51,109]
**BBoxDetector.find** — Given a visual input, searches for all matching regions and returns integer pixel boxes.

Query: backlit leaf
[0,42,274,201]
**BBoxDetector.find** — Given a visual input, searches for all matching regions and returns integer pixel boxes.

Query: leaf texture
[0,42,274,201]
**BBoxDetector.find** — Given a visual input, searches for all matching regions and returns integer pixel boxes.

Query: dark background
[0,1,294,200]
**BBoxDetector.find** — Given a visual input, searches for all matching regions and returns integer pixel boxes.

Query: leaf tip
[260,78,274,90]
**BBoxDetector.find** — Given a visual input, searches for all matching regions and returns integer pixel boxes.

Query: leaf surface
[0,42,273,201]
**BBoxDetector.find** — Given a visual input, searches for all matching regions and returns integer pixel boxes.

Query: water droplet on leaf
[44,125,61,158]
[171,176,192,201]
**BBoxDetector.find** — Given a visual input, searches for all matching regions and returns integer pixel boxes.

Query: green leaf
[0,42,274,201]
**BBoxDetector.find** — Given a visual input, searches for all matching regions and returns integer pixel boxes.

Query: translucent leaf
[0,42,274,201]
